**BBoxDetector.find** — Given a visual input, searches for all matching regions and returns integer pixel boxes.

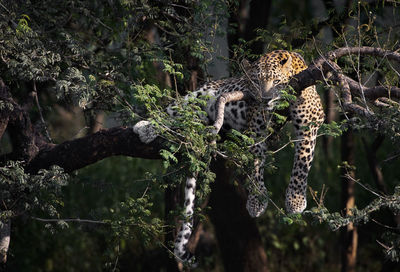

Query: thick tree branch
[25,126,163,174]
[1,78,163,174]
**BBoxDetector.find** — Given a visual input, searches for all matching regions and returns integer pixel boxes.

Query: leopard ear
[280,54,292,73]
[241,58,251,71]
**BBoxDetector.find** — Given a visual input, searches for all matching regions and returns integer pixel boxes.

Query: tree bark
[209,158,268,272]
[341,129,358,272]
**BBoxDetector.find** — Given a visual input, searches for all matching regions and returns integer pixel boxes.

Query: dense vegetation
[0,0,399,271]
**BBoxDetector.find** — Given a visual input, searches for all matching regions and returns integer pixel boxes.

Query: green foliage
[55,68,95,109]
[134,82,217,203]
[221,129,255,171]
[108,195,164,245]
[16,14,32,35]
[0,161,68,222]
[281,213,307,226]
[0,19,62,82]
[305,186,400,261]
[319,120,347,137]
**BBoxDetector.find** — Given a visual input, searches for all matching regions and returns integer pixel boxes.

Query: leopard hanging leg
[246,155,268,217]
[174,176,196,265]
[245,107,270,218]
[285,86,324,214]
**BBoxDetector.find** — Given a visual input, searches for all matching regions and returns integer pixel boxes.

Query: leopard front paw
[246,194,268,218]
[133,120,158,144]
[285,189,307,214]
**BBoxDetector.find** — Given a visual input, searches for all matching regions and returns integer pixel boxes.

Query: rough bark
[341,129,358,272]
[209,159,268,272]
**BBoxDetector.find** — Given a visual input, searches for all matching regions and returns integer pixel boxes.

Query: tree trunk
[322,88,336,157]
[244,0,272,55]
[164,185,184,272]
[228,0,272,60]
[209,158,268,272]
[341,129,358,272]
[362,136,387,194]
[89,111,104,134]
[0,220,10,263]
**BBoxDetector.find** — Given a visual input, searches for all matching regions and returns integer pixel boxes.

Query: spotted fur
[133,50,324,263]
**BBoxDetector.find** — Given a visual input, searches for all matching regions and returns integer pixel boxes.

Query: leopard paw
[133,120,158,144]
[285,189,307,214]
[246,194,268,218]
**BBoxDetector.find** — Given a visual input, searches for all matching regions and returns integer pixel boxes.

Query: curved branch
[326,46,400,63]
[285,47,400,118]
[26,127,163,174]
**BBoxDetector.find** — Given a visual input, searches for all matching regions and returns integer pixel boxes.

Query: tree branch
[286,47,400,118]
[25,126,163,174]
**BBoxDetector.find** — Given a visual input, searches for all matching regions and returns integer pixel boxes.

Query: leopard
[133,50,325,264]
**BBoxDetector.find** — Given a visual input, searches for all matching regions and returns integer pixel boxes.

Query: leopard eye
[273,79,280,84]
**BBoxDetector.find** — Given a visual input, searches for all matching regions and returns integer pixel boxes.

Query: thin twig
[32,217,108,224]
[33,81,52,142]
